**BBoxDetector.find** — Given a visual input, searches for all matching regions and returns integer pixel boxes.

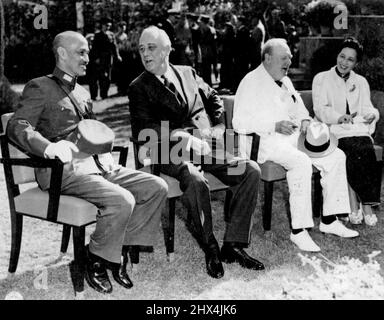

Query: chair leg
[60,225,71,254]
[128,246,140,264]
[313,172,322,218]
[163,198,176,262]
[263,181,273,231]
[70,226,86,295]
[8,214,23,273]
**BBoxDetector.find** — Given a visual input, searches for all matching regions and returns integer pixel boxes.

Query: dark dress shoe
[221,244,265,271]
[205,242,224,279]
[111,249,133,289]
[111,265,133,289]
[85,249,113,294]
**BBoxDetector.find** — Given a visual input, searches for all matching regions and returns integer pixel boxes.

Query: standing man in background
[88,18,121,100]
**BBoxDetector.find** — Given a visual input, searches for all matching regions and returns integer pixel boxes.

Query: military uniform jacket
[7,67,116,190]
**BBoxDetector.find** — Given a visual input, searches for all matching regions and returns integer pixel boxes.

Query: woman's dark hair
[339,37,363,62]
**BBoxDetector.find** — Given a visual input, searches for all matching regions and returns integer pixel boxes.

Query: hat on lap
[71,119,115,155]
[297,122,337,158]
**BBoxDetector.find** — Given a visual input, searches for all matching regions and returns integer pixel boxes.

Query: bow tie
[275,80,296,102]
[275,80,283,87]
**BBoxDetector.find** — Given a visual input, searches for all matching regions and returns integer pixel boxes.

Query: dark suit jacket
[128,65,226,164]
[129,64,224,139]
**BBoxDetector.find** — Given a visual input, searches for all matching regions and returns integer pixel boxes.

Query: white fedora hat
[297,122,337,158]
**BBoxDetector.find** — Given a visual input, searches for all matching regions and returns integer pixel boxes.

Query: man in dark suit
[128,26,264,279]
[88,18,121,99]
[7,31,168,294]
[159,9,179,64]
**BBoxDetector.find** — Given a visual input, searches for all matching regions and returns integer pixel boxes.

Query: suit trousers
[160,158,260,247]
[60,167,168,263]
[88,65,112,99]
[265,134,351,229]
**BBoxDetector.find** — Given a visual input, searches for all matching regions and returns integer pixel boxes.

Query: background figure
[114,21,129,95]
[219,21,236,92]
[173,13,193,66]
[266,8,287,39]
[199,15,217,86]
[187,13,202,71]
[124,23,145,87]
[312,37,381,226]
[88,18,121,100]
[159,9,179,64]
[249,14,266,71]
[234,15,251,91]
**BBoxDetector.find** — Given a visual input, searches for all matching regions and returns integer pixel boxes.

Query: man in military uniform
[7,31,168,294]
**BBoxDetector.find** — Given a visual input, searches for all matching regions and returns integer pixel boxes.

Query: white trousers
[263,133,351,229]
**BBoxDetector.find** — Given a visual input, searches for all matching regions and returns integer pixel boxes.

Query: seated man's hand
[44,140,79,163]
[275,120,298,135]
[363,113,376,124]
[300,119,311,134]
[210,124,225,140]
[200,124,225,140]
[187,136,212,156]
[338,114,354,124]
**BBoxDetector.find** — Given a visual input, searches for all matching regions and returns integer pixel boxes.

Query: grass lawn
[0,91,384,300]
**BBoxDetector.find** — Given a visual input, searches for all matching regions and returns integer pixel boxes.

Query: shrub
[272,252,384,299]
[354,16,384,91]
[0,75,20,132]
[304,0,347,29]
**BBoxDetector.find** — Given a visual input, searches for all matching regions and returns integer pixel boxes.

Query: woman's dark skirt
[338,136,381,205]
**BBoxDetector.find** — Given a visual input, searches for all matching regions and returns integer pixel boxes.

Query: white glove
[44,140,79,163]
[186,136,211,156]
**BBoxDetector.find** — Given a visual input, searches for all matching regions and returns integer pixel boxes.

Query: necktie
[161,75,184,104]
[275,80,296,102]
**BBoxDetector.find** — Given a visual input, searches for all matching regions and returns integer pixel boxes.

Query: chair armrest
[0,135,65,222]
[112,145,129,167]
[129,136,158,174]
[229,131,260,161]
[0,157,64,223]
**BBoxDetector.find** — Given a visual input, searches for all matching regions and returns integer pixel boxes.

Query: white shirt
[233,64,310,163]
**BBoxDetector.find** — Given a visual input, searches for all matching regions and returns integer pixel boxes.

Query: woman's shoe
[362,204,378,226]
[364,213,378,226]
[349,209,363,225]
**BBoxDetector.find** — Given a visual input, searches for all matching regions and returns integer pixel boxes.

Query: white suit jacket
[312,66,379,140]
[233,64,310,163]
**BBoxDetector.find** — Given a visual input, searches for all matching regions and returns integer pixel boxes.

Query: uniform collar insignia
[53,67,77,90]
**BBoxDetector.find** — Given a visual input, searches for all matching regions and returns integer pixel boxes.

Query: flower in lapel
[349,84,356,92]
